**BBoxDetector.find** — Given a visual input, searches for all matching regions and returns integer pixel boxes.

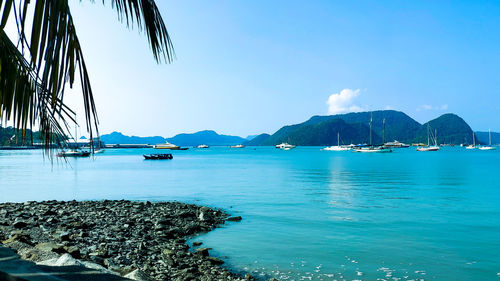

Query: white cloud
[416,104,449,111]
[327,89,363,115]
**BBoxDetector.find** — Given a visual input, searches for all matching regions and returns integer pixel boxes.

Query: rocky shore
[0,200,256,281]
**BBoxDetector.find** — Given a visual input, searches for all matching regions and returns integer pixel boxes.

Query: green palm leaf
[0,0,174,153]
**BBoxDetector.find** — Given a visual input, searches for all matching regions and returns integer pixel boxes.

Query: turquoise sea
[0,147,499,280]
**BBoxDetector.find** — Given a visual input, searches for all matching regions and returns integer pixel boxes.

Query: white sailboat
[323,132,350,151]
[57,119,91,157]
[354,113,392,153]
[479,129,496,150]
[466,131,476,149]
[417,125,440,152]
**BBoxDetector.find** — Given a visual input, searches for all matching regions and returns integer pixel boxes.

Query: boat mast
[382,118,386,144]
[337,132,340,147]
[74,114,78,149]
[369,112,373,146]
[489,129,492,146]
[427,124,430,146]
[472,131,475,146]
[435,129,438,146]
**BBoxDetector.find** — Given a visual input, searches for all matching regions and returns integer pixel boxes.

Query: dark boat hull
[143,154,173,160]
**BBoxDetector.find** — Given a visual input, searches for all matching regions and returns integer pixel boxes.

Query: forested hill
[246,110,475,146]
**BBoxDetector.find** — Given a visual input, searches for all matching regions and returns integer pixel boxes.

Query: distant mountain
[244,133,271,146]
[249,110,475,146]
[166,130,246,146]
[100,130,247,146]
[100,132,165,144]
[255,110,419,146]
[476,131,500,145]
[417,114,474,145]
[245,135,260,140]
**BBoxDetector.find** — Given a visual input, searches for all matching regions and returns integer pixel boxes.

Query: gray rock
[124,269,155,281]
[227,216,243,222]
[195,247,210,257]
[59,231,70,241]
[13,220,27,228]
[207,256,224,265]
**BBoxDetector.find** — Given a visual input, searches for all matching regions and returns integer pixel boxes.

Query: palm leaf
[0,0,174,153]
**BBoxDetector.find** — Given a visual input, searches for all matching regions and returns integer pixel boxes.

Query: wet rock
[13,220,27,228]
[196,247,210,257]
[125,269,155,281]
[207,256,224,265]
[227,216,242,222]
[35,242,65,254]
[64,246,81,258]
[59,231,70,241]
[192,241,203,247]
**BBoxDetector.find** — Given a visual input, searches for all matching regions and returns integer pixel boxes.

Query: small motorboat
[353,146,392,153]
[197,144,209,148]
[276,142,296,150]
[230,144,245,148]
[416,146,440,152]
[383,140,410,148]
[143,154,173,160]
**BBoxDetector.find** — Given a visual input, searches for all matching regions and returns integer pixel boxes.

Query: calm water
[0,147,499,280]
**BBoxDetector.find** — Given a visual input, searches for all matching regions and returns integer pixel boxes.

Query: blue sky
[24,1,500,137]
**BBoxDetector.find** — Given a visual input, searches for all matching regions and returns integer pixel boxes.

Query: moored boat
[154,141,181,150]
[143,154,173,160]
[466,131,477,149]
[353,112,391,153]
[479,129,496,150]
[230,144,245,148]
[323,133,350,151]
[197,144,209,148]
[416,146,440,152]
[353,146,392,153]
[383,140,410,148]
[276,142,296,150]
[57,149,91,157]
[417,125,440,152]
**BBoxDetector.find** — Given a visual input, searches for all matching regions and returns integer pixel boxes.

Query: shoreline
[0,200,255,281]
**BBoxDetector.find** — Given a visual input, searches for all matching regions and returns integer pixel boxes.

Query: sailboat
[354,113,392,153]
[323,132,350,151]
[479,129,496,150]
[57,120,91,157]
[466,131,476,149]
[417,125,440,152]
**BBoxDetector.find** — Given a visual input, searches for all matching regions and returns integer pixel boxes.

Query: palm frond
[0,0,174,152]
[106,0,175,63]
[0,30,72,152]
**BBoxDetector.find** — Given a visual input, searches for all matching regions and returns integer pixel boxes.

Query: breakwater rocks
[0,200,255,281]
